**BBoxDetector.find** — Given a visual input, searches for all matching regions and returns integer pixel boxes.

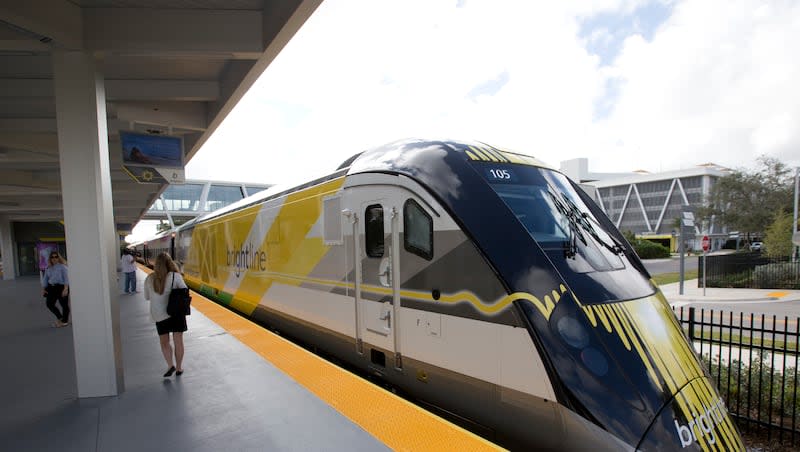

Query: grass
[687,328,798,353]
[652,269,698,285]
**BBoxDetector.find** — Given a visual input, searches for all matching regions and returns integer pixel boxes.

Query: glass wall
[205,185,244,211]
[245,185,268,197]
[162,184,204,212]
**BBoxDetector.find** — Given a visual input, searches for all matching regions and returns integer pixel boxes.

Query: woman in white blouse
[144,252,189,377]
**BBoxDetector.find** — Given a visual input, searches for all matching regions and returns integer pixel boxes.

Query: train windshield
[478,164,625,273]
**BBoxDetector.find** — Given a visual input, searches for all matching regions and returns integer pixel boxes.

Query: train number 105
[488,169,511,180]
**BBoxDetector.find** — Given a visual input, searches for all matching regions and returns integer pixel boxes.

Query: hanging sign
[120,131,185,184]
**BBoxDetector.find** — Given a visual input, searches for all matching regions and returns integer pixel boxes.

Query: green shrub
[620,230,672,259]
[753,262,800,289]
[707,270,753,288]
[633,240,671,259]
[702,351,800,421]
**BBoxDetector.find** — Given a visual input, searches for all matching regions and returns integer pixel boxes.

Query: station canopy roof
[0,0,320,235]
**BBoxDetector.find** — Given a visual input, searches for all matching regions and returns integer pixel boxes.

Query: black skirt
[155,315,187,335]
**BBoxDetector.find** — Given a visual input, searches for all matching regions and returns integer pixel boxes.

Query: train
[133,138,744,451]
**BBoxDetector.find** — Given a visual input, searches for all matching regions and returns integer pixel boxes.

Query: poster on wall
[119,131,186,184]
[36,242,59,271]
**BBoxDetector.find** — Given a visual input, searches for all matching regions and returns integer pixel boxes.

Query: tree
[697,156,793,240]
[764,211,794,257]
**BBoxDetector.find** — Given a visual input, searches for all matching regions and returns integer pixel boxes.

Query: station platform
[0,268,502,452]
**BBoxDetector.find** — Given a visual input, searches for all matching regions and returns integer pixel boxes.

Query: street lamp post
[678,229,684,295]
[679,209,695,295]
[793,167,799,262]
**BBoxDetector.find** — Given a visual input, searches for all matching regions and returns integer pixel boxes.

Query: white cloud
[594,0,800,172]
[187,0,800,189]
[125,220,157,244]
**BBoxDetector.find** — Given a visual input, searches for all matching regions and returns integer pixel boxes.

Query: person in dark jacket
[41,251,70,327]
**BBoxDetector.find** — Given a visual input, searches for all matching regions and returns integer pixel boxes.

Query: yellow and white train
[135,138,743,451]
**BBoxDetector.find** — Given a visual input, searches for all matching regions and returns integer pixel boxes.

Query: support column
[53,51,124,397]
[0,216,16,280]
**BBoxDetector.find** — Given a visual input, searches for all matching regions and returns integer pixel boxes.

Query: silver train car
[140,139,743,450]
[132,230,173,267]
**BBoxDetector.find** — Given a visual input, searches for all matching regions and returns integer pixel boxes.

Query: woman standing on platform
[41,251,70,328]
[144,252,188,377]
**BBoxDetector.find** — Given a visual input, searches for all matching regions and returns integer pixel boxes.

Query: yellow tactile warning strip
[140,268,503,451]
[194,295,504,451]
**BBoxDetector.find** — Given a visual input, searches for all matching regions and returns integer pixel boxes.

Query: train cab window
[404,199,433,260]
[365,204,384,257]
[480,164,625,273]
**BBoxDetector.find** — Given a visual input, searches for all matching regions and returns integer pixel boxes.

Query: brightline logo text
[674,398,727,447]
[226,242,267,277]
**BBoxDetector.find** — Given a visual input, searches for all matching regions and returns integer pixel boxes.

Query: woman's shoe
[163,366,176,377]
[175,370,184,376]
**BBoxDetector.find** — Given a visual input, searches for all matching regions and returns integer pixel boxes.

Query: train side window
[365,204,384,257]
[404,199,433,260]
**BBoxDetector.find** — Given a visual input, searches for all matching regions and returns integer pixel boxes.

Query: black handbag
[167,273,191,317]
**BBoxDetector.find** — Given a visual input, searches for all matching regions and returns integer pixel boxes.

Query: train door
[359,196,403,370]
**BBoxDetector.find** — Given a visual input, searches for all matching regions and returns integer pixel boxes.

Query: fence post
[688,307,696,341]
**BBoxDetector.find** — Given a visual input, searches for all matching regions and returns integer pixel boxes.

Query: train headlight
[580,347,609,377]
[557,315,608,377]
[556,316,589,349]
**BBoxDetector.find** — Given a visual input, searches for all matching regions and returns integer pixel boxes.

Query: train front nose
[612,292,743,450]
[638,377,744,450]
[523,289,745,449]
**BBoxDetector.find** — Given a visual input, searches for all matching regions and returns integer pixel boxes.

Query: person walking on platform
[144,252,188,377]
[120,249,137,294]
[41,251,70,328]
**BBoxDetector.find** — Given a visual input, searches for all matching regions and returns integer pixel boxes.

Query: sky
[130,0,800,240]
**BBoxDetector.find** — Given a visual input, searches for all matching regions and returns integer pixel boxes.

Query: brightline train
[134,139,743,451]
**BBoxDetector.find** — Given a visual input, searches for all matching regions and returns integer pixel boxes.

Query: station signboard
[120,131,185,184]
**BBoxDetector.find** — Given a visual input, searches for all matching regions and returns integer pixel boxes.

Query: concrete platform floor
[0,271,390,452]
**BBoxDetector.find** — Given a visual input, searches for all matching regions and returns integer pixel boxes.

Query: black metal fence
[674,306,800,448]
[699,253,800,289]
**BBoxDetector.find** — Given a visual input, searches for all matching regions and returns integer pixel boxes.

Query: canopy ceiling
[0,0,321,234]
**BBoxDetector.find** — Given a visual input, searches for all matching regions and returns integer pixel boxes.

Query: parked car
[750,241,763,251]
